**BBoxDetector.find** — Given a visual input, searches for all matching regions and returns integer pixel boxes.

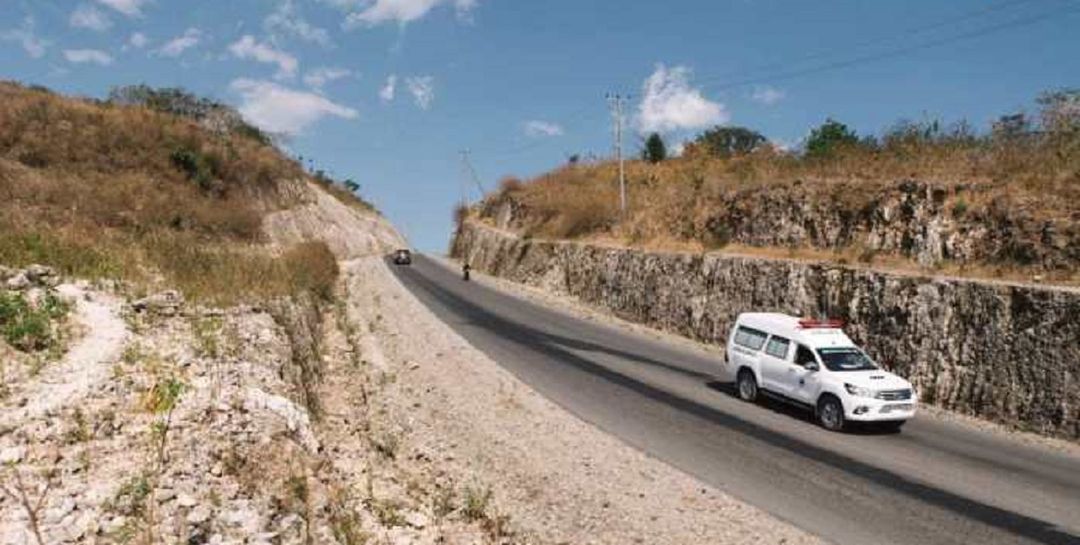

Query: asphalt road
[390,254,1080,545]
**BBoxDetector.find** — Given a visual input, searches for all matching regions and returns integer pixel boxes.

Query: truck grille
[876,389,912,401]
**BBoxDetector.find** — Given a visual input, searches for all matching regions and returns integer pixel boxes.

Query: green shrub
[0,291,70,352]
[170,147,214,190]
[691,126,766,158]
[806,118,859,158]
[643,133,667,163]
[951,199,969,218]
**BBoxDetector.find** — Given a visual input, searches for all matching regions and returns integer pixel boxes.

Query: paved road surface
[390,254,1080,545]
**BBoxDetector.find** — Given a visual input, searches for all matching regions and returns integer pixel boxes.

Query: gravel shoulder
[353,257,822,544]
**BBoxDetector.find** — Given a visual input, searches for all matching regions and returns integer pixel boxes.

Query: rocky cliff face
[264,181,406,260]
[452,221,1080,439]
[480,180,1079,272]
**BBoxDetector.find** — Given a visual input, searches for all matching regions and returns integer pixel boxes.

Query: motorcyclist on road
[462,262,472,282]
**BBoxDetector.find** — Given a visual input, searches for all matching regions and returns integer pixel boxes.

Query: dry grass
[481,114,1079,280]
[0,82,344,305]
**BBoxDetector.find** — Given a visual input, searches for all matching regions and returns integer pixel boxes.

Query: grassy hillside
[0,82,368,304]
[476,92,1079,283]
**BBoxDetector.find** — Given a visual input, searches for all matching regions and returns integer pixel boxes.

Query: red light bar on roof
[798,319,845,329]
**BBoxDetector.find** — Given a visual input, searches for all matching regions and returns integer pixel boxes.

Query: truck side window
[795,345,817,367]
[734,326,768,351]
[765,336,790,359]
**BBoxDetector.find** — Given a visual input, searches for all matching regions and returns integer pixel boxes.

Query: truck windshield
[816,347,878,372]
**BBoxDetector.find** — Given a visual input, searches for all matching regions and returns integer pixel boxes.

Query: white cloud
[230,78,358,136]
[95,0,147,17]
[405,76,435,110]
[343,0,479,28]
[379,74,397,102]
[751,86,785,106]
[64,48,114,65]
[157,28,201,57]
[1,17,49,59]
[304,67,352,90]
[70,5,113,32]
[128,32,149,49]
[637,64,728,134]
[524,120,564,138]
[266,0,333,47]
[228,35,299,80]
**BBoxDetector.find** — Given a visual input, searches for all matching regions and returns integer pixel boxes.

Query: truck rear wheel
[736,369,759,402]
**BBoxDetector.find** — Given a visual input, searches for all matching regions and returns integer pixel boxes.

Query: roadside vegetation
[0,290,69,354]
[475,89,1079,281]
[0,81,362,305]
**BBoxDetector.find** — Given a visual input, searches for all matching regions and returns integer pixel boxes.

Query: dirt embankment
[0,257,821,545]
[263,181,406,260]
[2,175,820,544]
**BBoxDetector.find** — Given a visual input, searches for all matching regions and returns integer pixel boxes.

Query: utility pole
[606,93,629,214]
[459,150,487,200]
[458,150,470,207]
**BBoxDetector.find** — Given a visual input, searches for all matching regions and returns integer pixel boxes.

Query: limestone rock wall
[452,221,1080,439]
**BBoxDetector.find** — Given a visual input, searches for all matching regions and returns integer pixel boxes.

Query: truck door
[762,336,792,394]
[789,344,822,403]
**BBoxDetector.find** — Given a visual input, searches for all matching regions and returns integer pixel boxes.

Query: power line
[697,1,1080,91]
[462,0,1079,163]
[459,149,487,200]
[696,0,1047,86]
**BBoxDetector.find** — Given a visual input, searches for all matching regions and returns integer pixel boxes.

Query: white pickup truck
[726,313,917,432]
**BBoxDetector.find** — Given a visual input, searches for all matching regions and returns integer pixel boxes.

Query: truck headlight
[845,383,874,398]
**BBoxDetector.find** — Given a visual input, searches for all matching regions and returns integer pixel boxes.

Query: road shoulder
[360,257,823,544]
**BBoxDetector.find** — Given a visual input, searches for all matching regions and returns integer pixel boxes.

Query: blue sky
[2,0,1079,251]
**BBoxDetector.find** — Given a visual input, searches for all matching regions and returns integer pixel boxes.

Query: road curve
[389,254,1080,545]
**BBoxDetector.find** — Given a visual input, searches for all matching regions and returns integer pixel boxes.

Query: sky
[2,0,1079,251]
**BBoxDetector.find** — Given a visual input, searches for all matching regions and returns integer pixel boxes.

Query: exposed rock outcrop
[452,220,1080,439]
[480,180,1080,272]
[264,181,406,260]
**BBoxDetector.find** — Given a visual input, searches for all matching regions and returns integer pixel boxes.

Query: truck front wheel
[817,395,846,432]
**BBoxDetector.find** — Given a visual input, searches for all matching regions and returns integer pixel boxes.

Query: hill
[0,81,395,305]
[474,91,1079,285]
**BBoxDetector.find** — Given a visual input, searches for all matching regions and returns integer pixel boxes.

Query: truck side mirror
[804,361,820,372]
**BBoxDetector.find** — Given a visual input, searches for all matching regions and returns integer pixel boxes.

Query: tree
[805,118,858,158]
[343,179,360,193]
[692,126,766,158]
[643,133,667,163]
[1036,88,1080,135]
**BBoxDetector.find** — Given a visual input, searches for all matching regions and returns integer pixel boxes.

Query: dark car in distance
[392,249,412,265]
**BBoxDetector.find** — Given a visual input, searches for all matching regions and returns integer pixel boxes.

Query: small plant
[462,485,492,522]
[369,497,405,527]
[63,408,93,444]
[0,467,57,545]
[144,376,186,469]
[327,486,369,545]
[110,473,152,519]
[372,431,400,460]
[192,316,224,359]
[284,473,315,545]
[0,291,70,353]
[432,485,456,519]
[951,199,969,218]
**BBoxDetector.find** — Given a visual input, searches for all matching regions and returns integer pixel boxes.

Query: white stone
[176,493,198,508]
[187,505,212,525]
[0,446,27,464]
